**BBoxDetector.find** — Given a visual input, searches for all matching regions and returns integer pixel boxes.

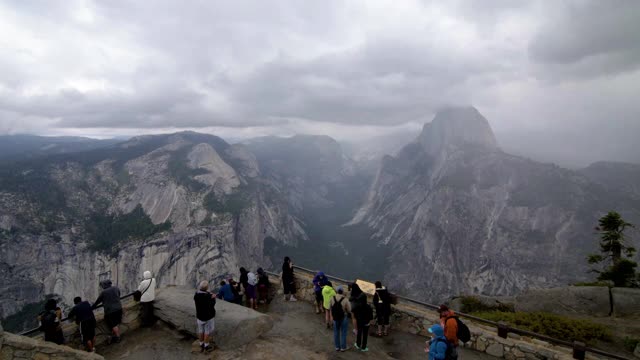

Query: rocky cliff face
[0,132,307,328]
[350,107,640,302]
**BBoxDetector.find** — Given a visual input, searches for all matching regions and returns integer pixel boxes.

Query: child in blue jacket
[426,324,450,360]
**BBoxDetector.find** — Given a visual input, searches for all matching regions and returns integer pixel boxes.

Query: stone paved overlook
[99,288,493,360]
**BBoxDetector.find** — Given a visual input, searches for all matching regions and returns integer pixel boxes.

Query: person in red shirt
[438,305,459,359]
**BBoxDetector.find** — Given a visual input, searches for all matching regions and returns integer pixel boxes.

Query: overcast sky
[1,0,639,166]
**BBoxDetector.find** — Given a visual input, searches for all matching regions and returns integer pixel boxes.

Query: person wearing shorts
[194,280,216,353]
[69,297,96,352]
[93,279,122,344]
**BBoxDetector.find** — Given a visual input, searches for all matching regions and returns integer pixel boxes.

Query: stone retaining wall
[0,298,141,359]
[0,324,103,360]
[281,271,608,360]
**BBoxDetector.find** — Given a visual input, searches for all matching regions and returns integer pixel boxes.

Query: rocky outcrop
[153,287,273,350]
[612,288,640,319]
[350,106,640,302]
[1,328,104,360]
[514,287,611,317]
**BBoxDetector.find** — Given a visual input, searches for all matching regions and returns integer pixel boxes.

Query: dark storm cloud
[529,1,640,78]
[0,0,639,166]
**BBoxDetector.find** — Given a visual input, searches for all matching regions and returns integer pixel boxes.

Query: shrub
[623,337,640,352]
[471,311,611,345]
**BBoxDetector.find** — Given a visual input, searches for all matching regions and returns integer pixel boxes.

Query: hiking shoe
[354,343,360,350]
[335,348,340,352]
[340,347,349,352]
[289,297,298,302]
[361,347,369,352]
[204,345,213,353]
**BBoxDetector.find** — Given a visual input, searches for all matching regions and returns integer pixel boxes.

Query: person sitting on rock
[256,268,271,305]
[38,298,64,345]
[68,296,97,352]
[217,280,235,302]
[373,281,392,336]
[229,279,242,304]
[312,271,328,314]
[93,279,122,344]
[322,281,336,329]
[438,305,458,360]
[194,280,216,353]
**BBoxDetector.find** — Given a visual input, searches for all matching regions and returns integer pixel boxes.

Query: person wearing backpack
[322,281,337,328]
[38,298,64,345]
[194,280,216,353]
[438,305,459,360]
[426,324,451,360]
[373,281,392,337]
[137,270,156,327]
[329,286,352,351]
[246,271,258,310]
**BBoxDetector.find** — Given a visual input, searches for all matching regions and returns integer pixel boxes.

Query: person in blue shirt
[217,280,235,302]
[312,271,328,314]
[426,324,450,360]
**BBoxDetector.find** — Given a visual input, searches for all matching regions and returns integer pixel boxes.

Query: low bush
[623,337,639,352]
[471,311,611,345]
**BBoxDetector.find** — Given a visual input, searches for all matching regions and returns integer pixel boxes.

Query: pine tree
[587,211,638,287]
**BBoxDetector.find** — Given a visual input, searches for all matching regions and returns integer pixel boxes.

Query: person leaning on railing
[93,279,123,344]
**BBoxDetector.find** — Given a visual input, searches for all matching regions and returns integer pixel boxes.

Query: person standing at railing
[137,270,156,327]
[239,267,249,304]
[312,271,328,314]
[281,256,298,302]
[373,281,392,337]
[349,283,366,335]
[322,281,336,329]
[68,296,97,352]
[247,270,259,310]
[38,298,64,345]
[93,279,122,344]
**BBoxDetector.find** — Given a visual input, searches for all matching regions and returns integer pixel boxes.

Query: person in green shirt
[322,281,336,329]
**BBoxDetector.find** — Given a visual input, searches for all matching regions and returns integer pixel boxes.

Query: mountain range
[1,107,639,331]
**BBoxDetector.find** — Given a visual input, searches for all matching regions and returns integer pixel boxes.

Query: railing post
[572,341,586,360]
[497,321,509,339]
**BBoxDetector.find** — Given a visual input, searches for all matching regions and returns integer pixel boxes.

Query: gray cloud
[0,0,639,166]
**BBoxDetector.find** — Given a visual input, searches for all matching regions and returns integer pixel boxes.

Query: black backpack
[447,316,471,343]
[360,303,374,323]
[40,310,58,332]
[331,297,345,322]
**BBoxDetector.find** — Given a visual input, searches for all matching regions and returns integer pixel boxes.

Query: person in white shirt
[138,270,156,326]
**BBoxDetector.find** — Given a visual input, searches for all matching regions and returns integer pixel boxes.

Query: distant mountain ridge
[349,107,640,301]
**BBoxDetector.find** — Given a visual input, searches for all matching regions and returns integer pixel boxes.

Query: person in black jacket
[257,268,271,305]
[68,297,97,352]
[239,267,249,305]
[194,280,216,353]
[93,279,122,343]
[373,281,392,336]
[38,298,64,345]
[281,256,298,301]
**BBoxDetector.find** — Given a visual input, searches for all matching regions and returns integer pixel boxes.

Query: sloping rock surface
[153,286,273,350]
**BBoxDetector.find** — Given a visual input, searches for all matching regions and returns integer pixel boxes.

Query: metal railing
[19,291,136,337]
[288,265,630,360]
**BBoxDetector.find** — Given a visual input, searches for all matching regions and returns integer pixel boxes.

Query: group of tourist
[38,273,156,353]
[35,257,462,358]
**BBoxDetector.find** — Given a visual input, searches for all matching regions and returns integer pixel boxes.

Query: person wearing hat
[425,324,450,360]
[329,286,352,352]
[438,305,458,359]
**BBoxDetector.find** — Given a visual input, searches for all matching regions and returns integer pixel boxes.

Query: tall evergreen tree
[588,211,638,287]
